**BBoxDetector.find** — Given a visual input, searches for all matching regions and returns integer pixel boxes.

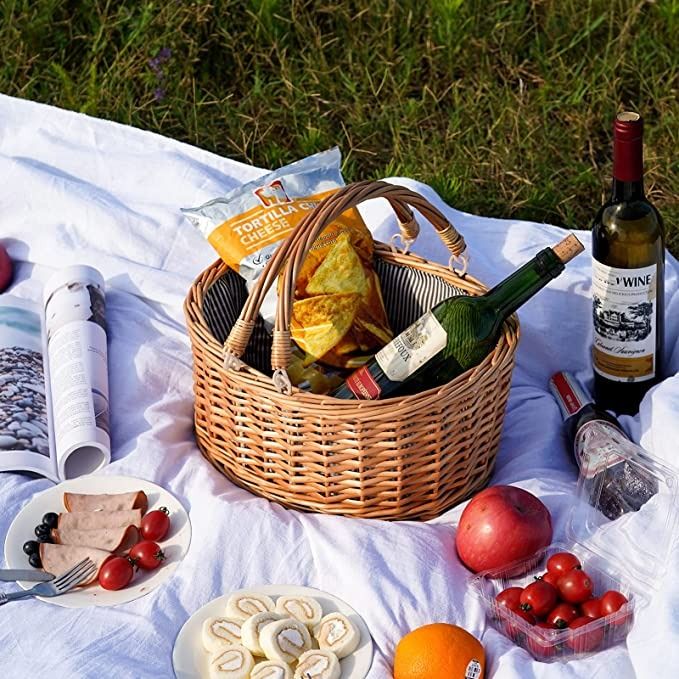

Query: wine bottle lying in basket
[331,234,584,399]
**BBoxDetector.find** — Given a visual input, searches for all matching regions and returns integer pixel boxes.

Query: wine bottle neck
[485,249,564,319]
[611,178,645,202]
[611,112,644,201]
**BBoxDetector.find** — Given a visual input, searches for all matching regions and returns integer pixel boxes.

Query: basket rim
[184,240,520,408]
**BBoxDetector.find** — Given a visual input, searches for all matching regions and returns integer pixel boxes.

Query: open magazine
[0,265,111,482]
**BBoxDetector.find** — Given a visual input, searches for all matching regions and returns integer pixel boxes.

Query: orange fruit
[393,623,485,679]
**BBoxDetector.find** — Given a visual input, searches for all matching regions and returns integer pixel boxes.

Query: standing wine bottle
[331,234,584,400]
[592,112,665,414]
[549,371,657,520]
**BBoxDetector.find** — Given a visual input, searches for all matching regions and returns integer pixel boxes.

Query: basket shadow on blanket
[192,253,516,521]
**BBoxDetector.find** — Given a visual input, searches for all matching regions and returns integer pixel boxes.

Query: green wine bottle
[331,234,584,400]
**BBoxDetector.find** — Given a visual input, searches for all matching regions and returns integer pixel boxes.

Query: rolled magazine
[0,265,111,482]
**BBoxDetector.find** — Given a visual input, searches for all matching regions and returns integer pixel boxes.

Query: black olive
[36,534,52,543]
[34,524,50,538]
[28,553,42,569]
[23,540,39,555]
[42,512,59,529]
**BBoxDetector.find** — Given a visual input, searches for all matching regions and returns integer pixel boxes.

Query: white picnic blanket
[1,93,678,679]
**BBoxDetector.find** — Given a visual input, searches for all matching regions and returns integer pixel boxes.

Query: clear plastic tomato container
[469,432,678,662]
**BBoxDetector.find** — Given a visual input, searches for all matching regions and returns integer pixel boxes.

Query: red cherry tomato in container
[600,590,631,627]
[538,571,561,588]
[557,569,594,604]
[140,507,170,542]
[99,556,134,590]
[546,602,580,629]
[546,551,581,576]
[503,607,536,640]
[600,590,628,615]
[567,616,604,653]
[519,580,558,617]
[130,540,166,570]
[580,597,602,619]
[527,622,558,660]
[495,586,523,612]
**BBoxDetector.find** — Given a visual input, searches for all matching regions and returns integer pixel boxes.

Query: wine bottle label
[375,311,447,382]
[592,260,657,382]
[575,420,625,479]
[345,366,381,400]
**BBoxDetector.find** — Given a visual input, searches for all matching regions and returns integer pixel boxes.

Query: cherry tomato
[600,590,628,615]
[546,602,579,629]
[538,571,561,588]
[99,556,134,590]
[129,540,166,570]
[527,622,558,660]
[495,586,523,612]
[520,580,558,617]
[580,597,602,619]
[546,551,581,576]
[503,607,536,640]
[140,507,170,542]
[566,616,604,653]
[557,569,594,604]
[600,590,631,627]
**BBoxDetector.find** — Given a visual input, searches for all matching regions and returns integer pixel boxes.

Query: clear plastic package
[469,441,678,661]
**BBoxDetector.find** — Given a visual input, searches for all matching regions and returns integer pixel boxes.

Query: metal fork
[0,558,96,605]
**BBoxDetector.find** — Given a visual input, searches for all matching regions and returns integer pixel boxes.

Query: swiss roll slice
[208,644,254,679]
[274,595,323,628]
[293,649,341,679]
[260,618,312,664]
[225,592,276,621]
[202,616,243,652]
[314,612,360,658]
[250,661,293,679]
[241,611,284,656]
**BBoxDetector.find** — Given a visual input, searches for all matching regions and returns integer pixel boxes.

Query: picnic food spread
[20,489,172,591]
[1,107,672,677]
[196,590,361,679]
[182,148,393,377]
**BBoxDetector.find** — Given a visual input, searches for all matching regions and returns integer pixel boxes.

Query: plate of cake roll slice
[3,474,191,607]
[173,585,373,679]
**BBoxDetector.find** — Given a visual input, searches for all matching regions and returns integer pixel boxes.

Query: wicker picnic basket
[184,181,519,520]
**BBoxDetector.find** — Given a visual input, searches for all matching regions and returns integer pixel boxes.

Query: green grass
[2,0,677,251]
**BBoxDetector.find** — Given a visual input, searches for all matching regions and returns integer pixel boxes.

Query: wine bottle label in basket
[592,260,657,382]
[375,311,447,382]
[345,366,382,399]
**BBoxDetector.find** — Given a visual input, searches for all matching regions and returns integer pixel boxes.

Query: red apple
[455,485,552,574]
[0,244,12,293]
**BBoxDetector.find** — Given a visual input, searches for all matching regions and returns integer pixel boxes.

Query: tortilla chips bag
[182,148,392,378]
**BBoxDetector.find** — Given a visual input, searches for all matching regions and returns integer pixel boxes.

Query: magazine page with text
[43,265,111,480]
[0,295,56,480]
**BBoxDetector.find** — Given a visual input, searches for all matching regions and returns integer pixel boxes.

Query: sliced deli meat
[39,543,110,585]
[50,525,139,554]
[57,509,142,531]
[63,491,148,514]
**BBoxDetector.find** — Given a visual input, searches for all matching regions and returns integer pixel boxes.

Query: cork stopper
[552,234,584,263]
[617,111,641,123]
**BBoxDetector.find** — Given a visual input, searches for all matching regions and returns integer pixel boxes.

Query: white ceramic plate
[173,585,374,679]
[4,474,191,608]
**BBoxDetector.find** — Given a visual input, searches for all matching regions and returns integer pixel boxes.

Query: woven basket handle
[224,180,466,392]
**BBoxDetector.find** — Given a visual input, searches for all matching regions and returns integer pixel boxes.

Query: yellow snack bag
[182,148,392,372]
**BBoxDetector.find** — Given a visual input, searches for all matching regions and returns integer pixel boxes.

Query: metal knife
[0,569,54,582]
